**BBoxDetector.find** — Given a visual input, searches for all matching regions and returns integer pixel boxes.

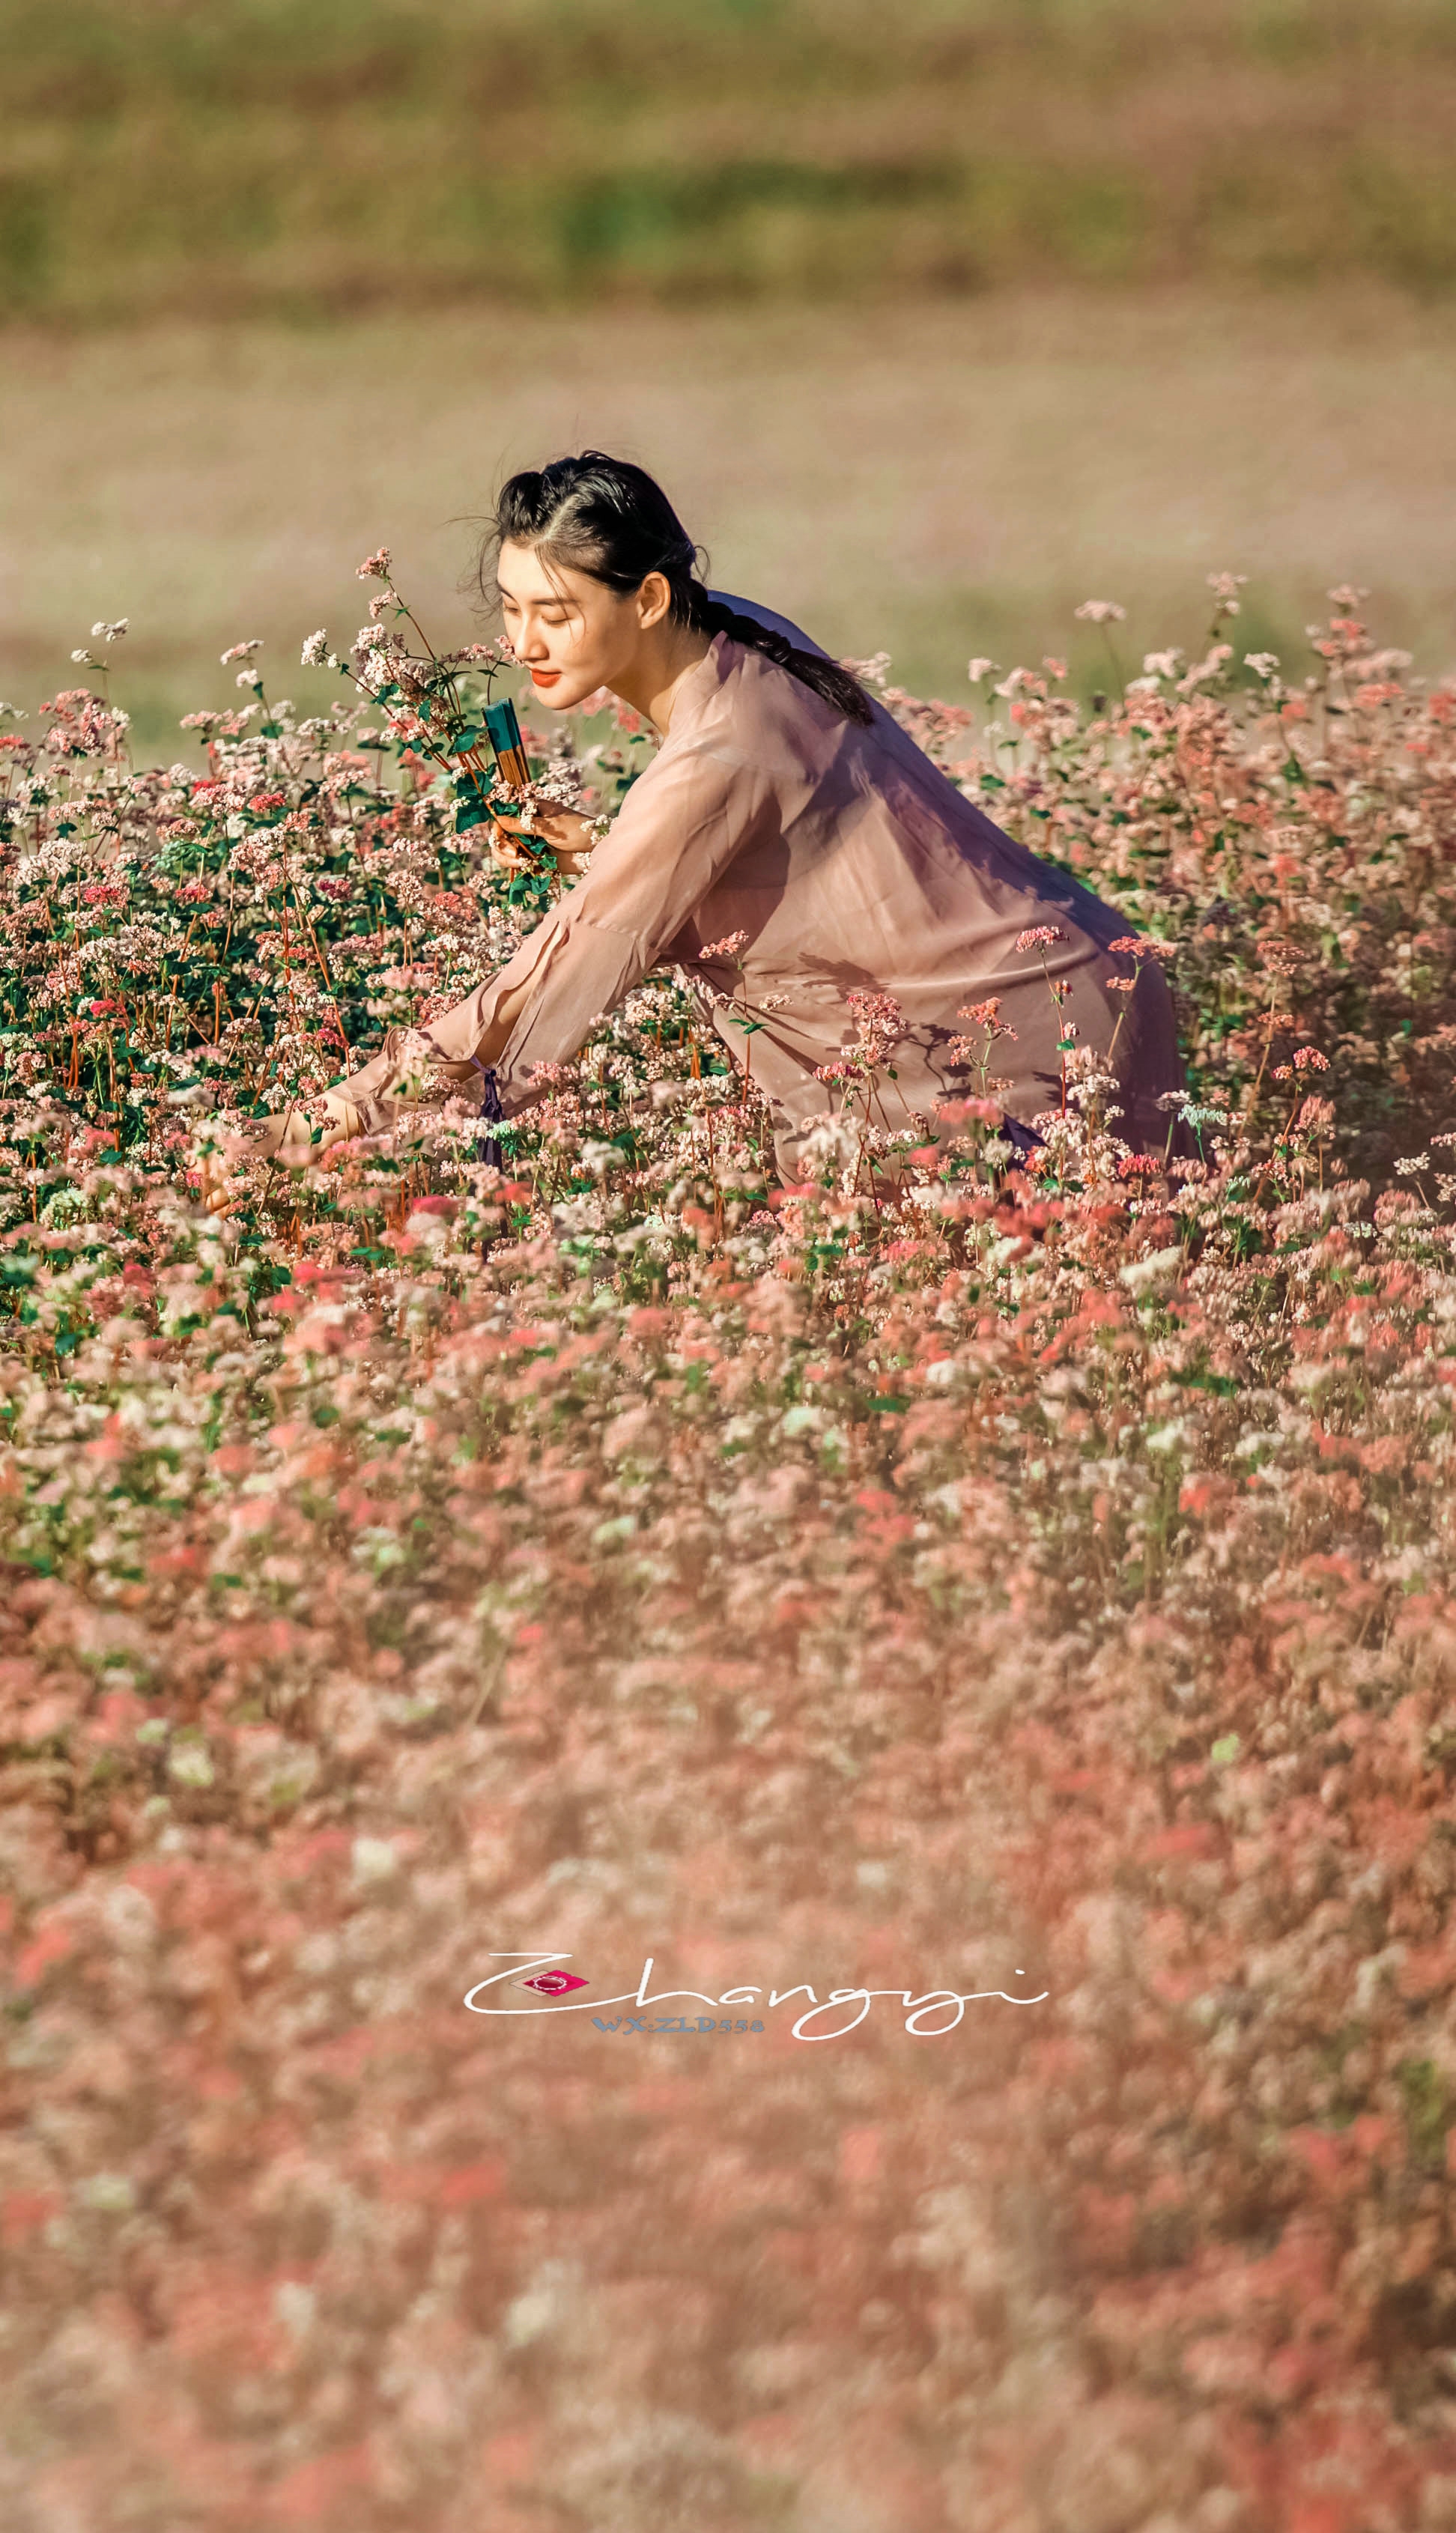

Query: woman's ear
[636,570,673,632]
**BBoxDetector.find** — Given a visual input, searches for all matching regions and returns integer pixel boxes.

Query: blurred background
[3,0,1455,756]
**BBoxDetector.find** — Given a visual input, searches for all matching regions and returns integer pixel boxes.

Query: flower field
[4,584,1456,2531]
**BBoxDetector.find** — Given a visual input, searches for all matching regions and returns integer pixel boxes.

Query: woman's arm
[424,735,772,1110]
[473,962,538,1068]
[206,733,767,1189]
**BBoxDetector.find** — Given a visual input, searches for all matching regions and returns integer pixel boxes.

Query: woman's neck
[608,621,714,737]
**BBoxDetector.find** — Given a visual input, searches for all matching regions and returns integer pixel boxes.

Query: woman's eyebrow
[496,583,569,607]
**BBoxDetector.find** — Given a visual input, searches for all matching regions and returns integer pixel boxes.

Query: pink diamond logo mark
[519,1971,588,1996]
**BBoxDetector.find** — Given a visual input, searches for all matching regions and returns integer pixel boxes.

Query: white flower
[841,649,891,688]
[235,669,264,691]
[300,629,330,667]
[220,639,263,666]
[1142,649,1184,679]
[967,656,996,683]
[91,619,129,643]
[1075,600,1126,624]
[1244,652,1281,679]
[71,649,100,667]
[351,1834,399,1887]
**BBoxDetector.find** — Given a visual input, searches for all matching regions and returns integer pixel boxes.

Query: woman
[228,451,1183,1186]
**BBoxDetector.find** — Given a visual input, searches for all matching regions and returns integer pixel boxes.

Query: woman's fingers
[215,1108,320,1167]
[196,1155,237,1218]
[321,1092,367,1141]
[491,810,595,868]
[488,818,533,869]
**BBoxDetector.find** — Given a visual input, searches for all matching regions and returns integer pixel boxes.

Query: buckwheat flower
[236,669,263,691]
[1244,652,1281,679]
[91,619,129,643]
[300,629,330,667]
[1075,601,1126,624]
[0,700,26,720]
[1106,975,1138,992]
[1014,925,1065,953]
[71,649,100,667]
[357,547,392,581]
[220,639,263,665]
[1143,649,1183,679]
[699,932,750,962]
[842,649,891,688]
[1292,1047,1329,1073]
[967,657,996,683]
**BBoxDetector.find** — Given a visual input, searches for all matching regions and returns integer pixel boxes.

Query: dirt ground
[4,284,1455,755]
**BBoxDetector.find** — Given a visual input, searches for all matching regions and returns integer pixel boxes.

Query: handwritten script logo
[465,1954,1049,2043]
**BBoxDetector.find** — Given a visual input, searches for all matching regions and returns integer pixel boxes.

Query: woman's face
[495,541,669,710]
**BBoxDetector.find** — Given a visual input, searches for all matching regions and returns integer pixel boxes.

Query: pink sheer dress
[323,595,1184,1180]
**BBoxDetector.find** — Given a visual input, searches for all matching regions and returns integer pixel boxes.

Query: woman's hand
[197,1100,359,1213]
[490,808,597,879]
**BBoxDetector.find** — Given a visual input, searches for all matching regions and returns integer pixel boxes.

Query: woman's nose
[515,616,550,661]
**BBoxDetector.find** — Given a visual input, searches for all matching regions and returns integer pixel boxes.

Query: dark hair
[480,450,875,727]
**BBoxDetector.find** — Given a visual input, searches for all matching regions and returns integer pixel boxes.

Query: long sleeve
[318,626,1185,1170]
[422,725,775,1115]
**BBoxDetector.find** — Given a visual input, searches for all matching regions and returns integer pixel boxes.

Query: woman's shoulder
[706,588,834,664]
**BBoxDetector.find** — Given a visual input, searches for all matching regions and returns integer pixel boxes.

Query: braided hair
[481,451,875,727]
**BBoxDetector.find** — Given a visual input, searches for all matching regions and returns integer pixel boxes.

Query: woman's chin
[533,677,612,714]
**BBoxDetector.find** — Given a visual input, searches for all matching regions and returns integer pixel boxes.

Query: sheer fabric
[324,595,1184,1180]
